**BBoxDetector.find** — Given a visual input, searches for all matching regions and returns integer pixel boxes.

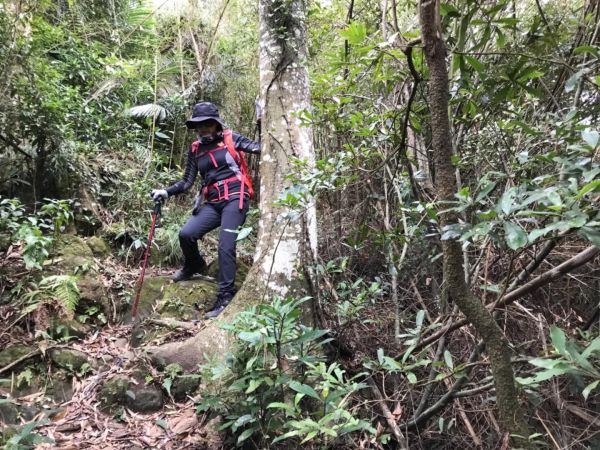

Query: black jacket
[166,132,260,202]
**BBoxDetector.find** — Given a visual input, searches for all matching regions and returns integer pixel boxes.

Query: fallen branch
[0,349,42,375]
[366,378,409,449]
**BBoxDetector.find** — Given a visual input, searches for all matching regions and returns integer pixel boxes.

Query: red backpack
[191,129,254,209]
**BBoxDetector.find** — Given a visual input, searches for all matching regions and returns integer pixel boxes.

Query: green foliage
[24,275,81,318]
[197,296,374,447]
[5,419,53,450]
[317,257,383,327]
[0,197,74,269]
[162,363,183,398]
[517,326,600,400]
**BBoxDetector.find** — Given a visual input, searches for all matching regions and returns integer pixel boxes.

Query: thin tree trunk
[418,0,530,442]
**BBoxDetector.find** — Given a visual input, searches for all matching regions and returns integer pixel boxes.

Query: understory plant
[197,296,374,448]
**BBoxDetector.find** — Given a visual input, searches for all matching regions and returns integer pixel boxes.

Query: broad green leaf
[582,129,599,148]
[340,22,367,45]
[498,188,517,215]
[288,381,320,400]
[517,67,544,82]
[581,336,600,359]
[582,380,599,400]
[464,55,485,75]
[235,226,253,241]
[503,222,527,250]
[237,428,255,444]
[475,181,497,202]
[550,326,567,356]
[516,367,570,385]
[565,70,584,93]
[443,350,454,369]
[267,402,296,412]
[578,227,600,246]
[573,45,600,58]
[406,372,417,384]
[576,180,600,199]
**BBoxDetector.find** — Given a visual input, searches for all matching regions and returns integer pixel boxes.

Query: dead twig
[366,378,409,449]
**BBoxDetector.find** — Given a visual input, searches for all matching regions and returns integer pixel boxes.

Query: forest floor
[33,320,224,450]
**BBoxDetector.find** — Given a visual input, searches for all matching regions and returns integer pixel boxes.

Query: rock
[51,235,94,271]
[171,375,201,402]
[0,344,36,368]
[127,385,164,413]
[158,279,217,320]
[49,349,90,372]
[99,377,130,412]
[49,318,91,340]
[86,236,111,257]
[0,400,19,424]
[129,276,218,347]
[46,371,74,403]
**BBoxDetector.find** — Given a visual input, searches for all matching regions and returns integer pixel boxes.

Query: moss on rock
[52,235,94,271]
[159,279,217,320]
[171,374,201,402]
[0,344,36,368]
[49,317,91,340]
[99,377,130,412]
[49,348,90,372]
[86,236,111,257]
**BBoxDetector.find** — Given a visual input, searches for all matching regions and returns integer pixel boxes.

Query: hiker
[151,102,260,318]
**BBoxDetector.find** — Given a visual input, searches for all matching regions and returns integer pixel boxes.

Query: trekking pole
[131,200,162,320]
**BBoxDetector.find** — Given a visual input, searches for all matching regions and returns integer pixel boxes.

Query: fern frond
[39,275,81,315]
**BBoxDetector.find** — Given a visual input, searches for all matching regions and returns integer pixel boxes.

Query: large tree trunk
[149,0,316,370]
[418,0,530,441]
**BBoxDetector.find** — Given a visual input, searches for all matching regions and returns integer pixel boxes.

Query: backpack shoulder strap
[191,140,200,154]
[222,129,254,199]
[222,129,238,162]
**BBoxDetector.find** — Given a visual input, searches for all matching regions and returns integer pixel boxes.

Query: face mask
[198,131,223,145]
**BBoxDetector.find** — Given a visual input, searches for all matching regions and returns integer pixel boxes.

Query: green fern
[40,275,80,314]
[24,275,81,316]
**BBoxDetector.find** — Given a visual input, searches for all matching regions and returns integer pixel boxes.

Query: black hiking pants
[179,197,249,295]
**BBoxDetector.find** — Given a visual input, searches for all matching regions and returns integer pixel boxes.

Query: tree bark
[418,0,530,441]
[148,0,316,370]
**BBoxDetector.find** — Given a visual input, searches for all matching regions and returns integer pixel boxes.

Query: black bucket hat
[185,102,226,129]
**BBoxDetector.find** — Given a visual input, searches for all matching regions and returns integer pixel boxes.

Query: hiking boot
[204,292,233,319]
[171,258,208,282]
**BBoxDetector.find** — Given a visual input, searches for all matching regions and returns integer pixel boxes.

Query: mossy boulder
[49,318,91,340]
[0,344,36,368]
[49,349,91,372]
[127,385,164,413]
[171,375,201,402]
[0,400,19,425]
[46,371,75,403]
[99,375,164,413]
[99,377,130,412]
[51,235,95,271]
[86,236,111,257]
[158,279,217,320]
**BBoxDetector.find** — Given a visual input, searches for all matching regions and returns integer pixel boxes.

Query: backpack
[191,129,254,209]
